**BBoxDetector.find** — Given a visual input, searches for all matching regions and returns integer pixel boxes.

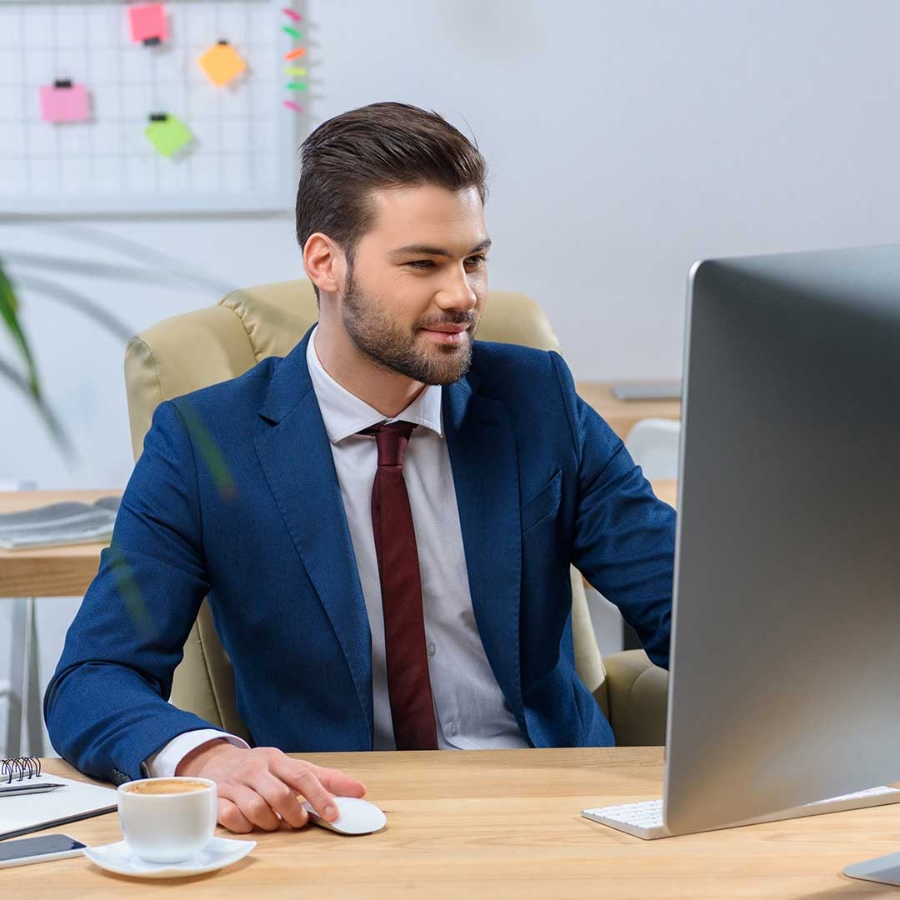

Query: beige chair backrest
[124,280,606,740]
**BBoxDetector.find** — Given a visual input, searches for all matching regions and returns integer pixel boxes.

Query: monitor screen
[665,244,900,836]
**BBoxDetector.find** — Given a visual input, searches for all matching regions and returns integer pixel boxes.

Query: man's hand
[176,740,367,834]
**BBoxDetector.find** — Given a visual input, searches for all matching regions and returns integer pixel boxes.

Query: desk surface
[576,381,680,439]
[3,749,895,898]
[0,480,678,598]
[0,490,114,597]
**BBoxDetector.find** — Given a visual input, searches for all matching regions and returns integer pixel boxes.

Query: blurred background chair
[625,417,681,481]
[598,417,681,655]
[124,280,668,746]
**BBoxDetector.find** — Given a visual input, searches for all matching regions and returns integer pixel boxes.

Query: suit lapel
[254,330,373,740]
[444,374,525,722]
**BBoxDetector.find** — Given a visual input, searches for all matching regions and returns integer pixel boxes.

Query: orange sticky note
[198,41,248,87]
[129,4,168,45]
[40,82,91,123]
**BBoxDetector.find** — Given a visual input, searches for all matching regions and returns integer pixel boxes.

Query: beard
[340,265,479,386]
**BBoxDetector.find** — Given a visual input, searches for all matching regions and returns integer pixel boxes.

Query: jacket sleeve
[44,400,225,783]
[551,354,676,669]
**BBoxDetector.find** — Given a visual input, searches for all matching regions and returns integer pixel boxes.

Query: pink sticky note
[129,4,168,45]
[40,83,91,123]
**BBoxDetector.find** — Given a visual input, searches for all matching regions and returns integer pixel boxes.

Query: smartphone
[0,833,86,869]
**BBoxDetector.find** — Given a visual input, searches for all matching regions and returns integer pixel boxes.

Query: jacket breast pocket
[521,469,562,534]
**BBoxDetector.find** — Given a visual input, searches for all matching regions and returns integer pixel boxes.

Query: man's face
[337,184,490,386]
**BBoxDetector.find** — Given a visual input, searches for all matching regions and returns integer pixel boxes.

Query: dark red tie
[363,422,439,750]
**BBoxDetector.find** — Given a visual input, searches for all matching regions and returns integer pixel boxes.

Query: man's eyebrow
[390,238,493,258]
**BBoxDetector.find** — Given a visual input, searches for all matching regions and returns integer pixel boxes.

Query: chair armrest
[596,649,668,746]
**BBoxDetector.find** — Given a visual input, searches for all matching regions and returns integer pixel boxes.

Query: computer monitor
[664,244,900,875]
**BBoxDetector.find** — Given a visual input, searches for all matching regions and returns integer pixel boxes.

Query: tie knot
[361,421,417,467]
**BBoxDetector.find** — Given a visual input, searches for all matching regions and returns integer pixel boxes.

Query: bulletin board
[0,0,306,215]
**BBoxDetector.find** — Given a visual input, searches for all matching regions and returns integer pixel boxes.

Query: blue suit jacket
[45,331,676,783]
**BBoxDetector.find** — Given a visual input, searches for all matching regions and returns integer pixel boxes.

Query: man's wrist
[175,738,236,776]
[144,729,250,777]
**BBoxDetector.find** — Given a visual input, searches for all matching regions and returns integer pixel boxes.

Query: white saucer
[83,836,256,879]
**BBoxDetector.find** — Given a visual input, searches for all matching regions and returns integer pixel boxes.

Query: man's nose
[434,265,478,311]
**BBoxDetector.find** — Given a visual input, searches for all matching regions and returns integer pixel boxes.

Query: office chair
[626,418,681,481]
[124,280,668,745]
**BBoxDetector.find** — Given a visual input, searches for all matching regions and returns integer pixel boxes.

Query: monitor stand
[844,852,900,886]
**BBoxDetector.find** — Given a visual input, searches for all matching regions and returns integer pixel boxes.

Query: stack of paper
[0,497,120,550]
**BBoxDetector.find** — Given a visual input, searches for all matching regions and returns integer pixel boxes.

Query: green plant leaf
[0,260,42,399]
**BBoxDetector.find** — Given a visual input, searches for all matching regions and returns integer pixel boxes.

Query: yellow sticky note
[144,114,193,158]
[198,41,248,87]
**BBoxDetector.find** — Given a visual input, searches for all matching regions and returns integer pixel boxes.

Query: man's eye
[465,255,487,268]
[406,260,434,270]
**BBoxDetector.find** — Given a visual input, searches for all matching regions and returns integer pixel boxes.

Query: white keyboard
[582,785,900,840]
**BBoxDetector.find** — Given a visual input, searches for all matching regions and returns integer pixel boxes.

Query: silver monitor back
[664,244,900,836]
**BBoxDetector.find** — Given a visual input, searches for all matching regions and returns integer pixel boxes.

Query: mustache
[416,311,478,329]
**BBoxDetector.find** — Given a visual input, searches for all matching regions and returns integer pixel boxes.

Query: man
[46,102,675,835]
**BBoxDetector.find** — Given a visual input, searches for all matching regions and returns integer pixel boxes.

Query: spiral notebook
[0,758,118,840]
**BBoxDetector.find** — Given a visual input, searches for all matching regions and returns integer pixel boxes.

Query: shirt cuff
[142,729,250,777]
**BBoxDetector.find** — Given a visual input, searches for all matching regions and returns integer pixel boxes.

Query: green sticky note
[144,114,193,158]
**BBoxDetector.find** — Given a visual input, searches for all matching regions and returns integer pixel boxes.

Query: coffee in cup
[125,778,210,795]
[118,776,217,863]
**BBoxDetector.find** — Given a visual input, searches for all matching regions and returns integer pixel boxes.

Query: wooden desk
[0,490,119,756]
[4,750,897,898]
[651,479,676,509]
[0,481,678,600]
[0,490,114,597]
[576,382,681,440]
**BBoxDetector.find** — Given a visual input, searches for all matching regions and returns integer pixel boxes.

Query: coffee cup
[117,777,217,863]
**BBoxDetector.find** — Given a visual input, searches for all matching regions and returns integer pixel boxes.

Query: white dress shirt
[145,327,525,776]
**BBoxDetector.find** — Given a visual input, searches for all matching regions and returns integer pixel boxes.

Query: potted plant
[0,261,65,450]
[0,224,235,455]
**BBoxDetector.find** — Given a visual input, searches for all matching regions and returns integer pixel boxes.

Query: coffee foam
[124,778,210,795]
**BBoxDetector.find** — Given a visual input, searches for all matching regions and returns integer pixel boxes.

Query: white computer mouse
[302,796,387,835]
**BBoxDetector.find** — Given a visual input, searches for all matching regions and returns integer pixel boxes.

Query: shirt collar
[306,326,444,444]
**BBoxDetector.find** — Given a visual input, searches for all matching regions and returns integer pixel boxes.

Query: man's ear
[303,233,345,296]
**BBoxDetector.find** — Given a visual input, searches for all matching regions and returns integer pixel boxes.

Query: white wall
[2,0,900,753]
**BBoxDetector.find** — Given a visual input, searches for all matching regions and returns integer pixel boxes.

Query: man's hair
[295,102,487,266]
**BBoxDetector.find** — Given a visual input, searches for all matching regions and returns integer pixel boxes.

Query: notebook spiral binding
[1,756,42,784]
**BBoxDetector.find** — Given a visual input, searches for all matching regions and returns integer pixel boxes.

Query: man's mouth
[418,322,472,345]
[423,323,469,334]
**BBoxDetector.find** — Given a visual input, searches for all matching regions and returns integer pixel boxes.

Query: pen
[0,783,65,797]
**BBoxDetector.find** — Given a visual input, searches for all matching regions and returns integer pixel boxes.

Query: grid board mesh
[0,0,299,214]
